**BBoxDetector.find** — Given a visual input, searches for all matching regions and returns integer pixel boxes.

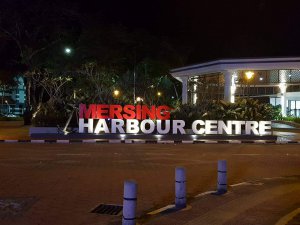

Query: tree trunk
[24,77,32,125]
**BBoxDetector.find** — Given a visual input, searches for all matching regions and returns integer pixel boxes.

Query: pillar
[193,78,198,104]
[181,77,188,104]
[279,83,287,117]
[279,70,288,117]
[223,71,234,103]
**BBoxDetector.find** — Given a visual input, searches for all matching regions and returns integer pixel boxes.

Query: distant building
[0,75,26,116]
[171,57,300,117]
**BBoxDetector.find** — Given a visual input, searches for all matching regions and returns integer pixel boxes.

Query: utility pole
[133,68,136,104]
[133,48,137,104]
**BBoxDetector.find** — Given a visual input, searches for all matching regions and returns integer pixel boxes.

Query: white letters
[79,118,93,133]
[172,120,186,134]
[205,120,218,134]
[157,120,170,134]
[111,119,125,133]
[78,119,272,136]
[126,119,140,133]
[245,121,259,135]
[259,121,272,135]
[140,119,155,134]
[94,119,109,133]
[192,120,205,134]
[218,121,232,135]
[232,121,245,135]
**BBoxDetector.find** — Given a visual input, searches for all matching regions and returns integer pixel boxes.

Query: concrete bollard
[122,180,137,225]
[175,167,186,208]
[217,160,227,194]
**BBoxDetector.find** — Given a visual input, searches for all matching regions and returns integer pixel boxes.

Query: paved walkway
[143,176,300,225]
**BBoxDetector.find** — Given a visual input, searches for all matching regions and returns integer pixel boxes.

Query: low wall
[29,127,58,135]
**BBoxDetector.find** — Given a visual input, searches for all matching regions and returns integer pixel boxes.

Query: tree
[0,0,80,124]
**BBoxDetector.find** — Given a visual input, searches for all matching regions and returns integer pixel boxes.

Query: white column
[193,78,198,104]
[181,77,188,104]
[279,83,287,117]
[223,71,233,102]
[231,72,238,103]
[279,70,288,117]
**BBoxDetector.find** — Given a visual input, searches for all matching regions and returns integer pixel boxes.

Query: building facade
[0,76,26,116]
[171,57,300,117]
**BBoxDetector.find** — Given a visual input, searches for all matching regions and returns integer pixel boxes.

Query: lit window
[296,101,300,109]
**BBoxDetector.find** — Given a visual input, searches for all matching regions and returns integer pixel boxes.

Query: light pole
[245,71,254,97]
[0,85,3,114]
[157,91,161,104]
[133,69,136,104]
[5,100,10,114]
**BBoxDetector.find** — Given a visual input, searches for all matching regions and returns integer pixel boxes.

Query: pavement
[143,176,300,225]
[0,143,299,225]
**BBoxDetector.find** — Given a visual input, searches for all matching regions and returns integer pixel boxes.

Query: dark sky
[75,0,300,62]
[1,0,300,68]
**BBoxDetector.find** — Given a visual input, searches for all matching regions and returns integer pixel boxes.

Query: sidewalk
[143,176,300,225]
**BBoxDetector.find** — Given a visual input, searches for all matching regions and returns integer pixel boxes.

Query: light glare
[245,71,254,80]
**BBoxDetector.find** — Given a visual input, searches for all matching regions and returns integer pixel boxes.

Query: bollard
[217,160,227,194]
[175,167,186,208]
[122,180,137,225]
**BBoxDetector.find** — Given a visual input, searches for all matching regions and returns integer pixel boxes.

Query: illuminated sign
[78,104,272,135]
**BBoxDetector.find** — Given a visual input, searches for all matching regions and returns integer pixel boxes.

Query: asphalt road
[0,143,299,225]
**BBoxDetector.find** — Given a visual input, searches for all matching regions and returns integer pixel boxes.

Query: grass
[0,121,30,139]
[283,116,300,124]
[0,116,24,121]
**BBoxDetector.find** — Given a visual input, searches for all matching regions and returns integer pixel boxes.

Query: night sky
[1,0,300,69]
[78,0,300,62]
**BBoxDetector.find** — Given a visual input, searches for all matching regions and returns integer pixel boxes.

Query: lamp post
[157,91,161,104]
[113,90,120,101]
[133,70,136,104]
[0,86,3,114]
[245,71,254,97]
[5,100,10,114]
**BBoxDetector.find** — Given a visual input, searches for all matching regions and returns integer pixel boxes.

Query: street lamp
[245,71,254,97]
[136,97,143,103]
[64,47,72,55]
[5,100,10,114]
[113,90,120,97]
[245,71,254,80]
[157,91,161,96]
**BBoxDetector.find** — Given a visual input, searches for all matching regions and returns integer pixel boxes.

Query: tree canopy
[0,0,182,124]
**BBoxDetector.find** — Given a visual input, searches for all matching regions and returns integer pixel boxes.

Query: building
[171,57,300,117]
[0,76,26,116]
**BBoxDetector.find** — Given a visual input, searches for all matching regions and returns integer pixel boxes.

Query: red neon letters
[79,104,171,120]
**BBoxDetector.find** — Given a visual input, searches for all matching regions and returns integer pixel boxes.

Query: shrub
[170,104,207,128]
[203,98,281,121]
[171,98,281,128]
[31,103,69,127]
